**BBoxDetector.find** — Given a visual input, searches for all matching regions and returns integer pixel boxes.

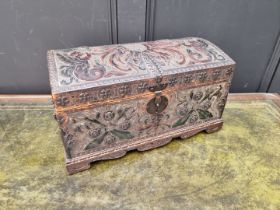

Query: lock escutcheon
[146,91,168,114]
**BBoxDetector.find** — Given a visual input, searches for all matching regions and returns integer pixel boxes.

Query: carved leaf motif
[111,129,134,140]
[85,117,105,127]
[172,110,194,128]
[85,132,108,150]
[201,89,213,101]
[200,85,222,102]
[197,109,213,119]
[57,53,75,64]
[173,85,222,128]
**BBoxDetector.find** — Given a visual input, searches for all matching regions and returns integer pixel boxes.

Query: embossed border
[52,65,235,112]
[1,93,278,107]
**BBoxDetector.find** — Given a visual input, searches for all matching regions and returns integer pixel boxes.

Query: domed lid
[47,37,235,94]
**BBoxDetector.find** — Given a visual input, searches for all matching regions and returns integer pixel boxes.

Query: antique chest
[47,37,235,174]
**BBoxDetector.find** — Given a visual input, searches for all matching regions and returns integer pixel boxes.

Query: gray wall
[0,0,279,94]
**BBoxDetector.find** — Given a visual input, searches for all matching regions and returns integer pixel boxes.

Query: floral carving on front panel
[64,105,137,157]
[137,113,171,137]
[134,84,227,138]
[61,83,228,158]
[83,107,136,150]
[172,85,223,128]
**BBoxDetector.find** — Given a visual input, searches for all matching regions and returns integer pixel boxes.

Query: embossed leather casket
[47,37,235,174]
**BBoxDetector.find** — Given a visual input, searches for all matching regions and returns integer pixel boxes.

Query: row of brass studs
[55,67,233,107]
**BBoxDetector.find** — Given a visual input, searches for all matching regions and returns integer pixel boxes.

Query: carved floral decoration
[62,84,227,157]
[68,107,136,151]
[172,85,223,128]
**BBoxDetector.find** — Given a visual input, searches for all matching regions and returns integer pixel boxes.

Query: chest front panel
[57,81,229,159]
